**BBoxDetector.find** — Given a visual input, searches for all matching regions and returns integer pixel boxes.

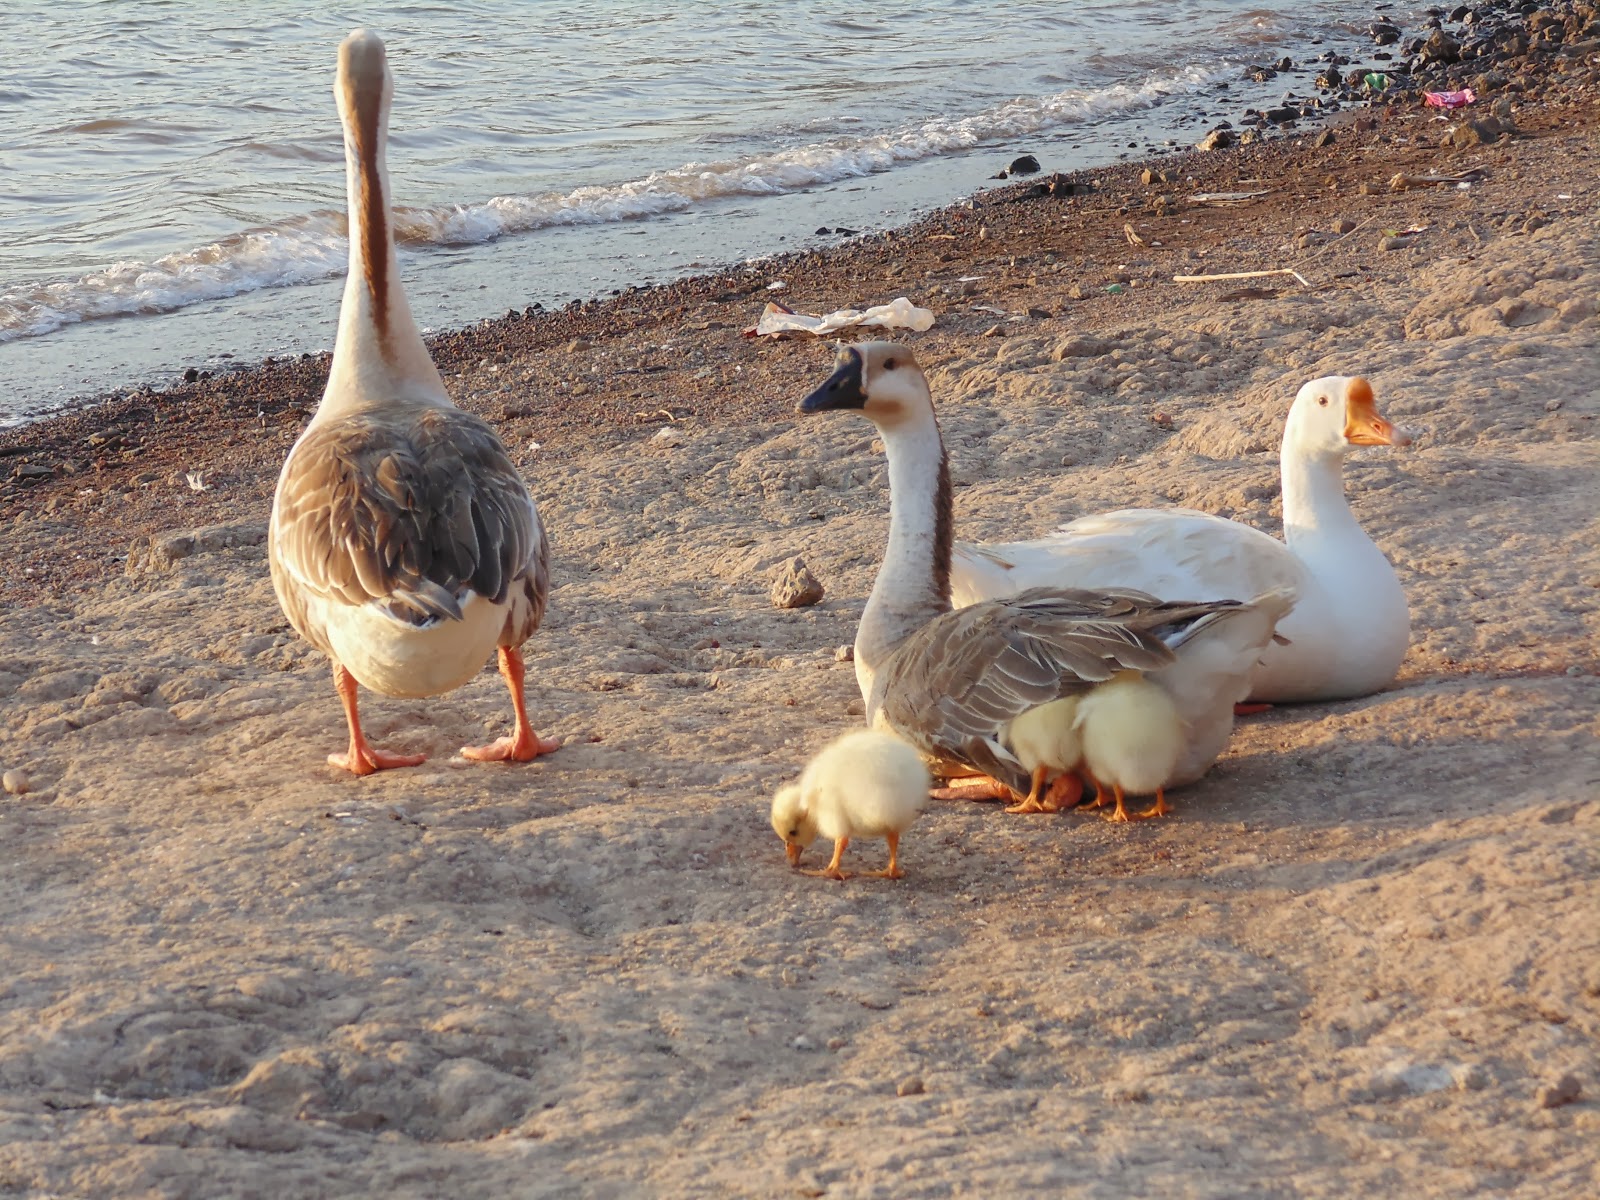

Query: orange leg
[461,646,562,763]
[1005,766,1053,814]
[326,662,427,776]
[862,831,905,880]
[929,775,1015,803]
[1134,787,1171,820]
[801,836,850,881]
[1234,702,1273,716]
[1106,784,1133,824]
[1074,772,1109,812]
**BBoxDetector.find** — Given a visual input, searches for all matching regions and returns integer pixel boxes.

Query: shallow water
[0,0,1379,421]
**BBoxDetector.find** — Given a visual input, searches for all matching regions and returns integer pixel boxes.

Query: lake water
[0,0,1382,423]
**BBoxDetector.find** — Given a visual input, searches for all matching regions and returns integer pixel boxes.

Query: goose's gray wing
[876,587,1246,792]
[270,406,546,634]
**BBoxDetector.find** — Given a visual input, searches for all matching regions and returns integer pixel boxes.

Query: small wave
[0,217,348,343]
[0,64,1219,345]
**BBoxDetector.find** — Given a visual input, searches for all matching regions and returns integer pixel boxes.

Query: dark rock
[1314,128,1337,147]
[1276,56,1294,71]
[1006,154,1041,176]
[1536,1073,1582,1109]
[1197,127,1237,151]
[183,367,200,382]
[1372,22,1402,45]
[1039,174,1093,197]
[1421,30,1462,63]
[1264,106,1300,124]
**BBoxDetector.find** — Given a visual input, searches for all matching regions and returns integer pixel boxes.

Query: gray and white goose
[798,342,1295,815]
[269,30,557,775]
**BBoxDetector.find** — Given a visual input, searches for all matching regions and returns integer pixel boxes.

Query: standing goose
[949,375,1411,702]
[798,342,1295,810]
[269,30,558,775]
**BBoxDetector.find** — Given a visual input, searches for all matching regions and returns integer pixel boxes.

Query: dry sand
[2,51,1599,1200]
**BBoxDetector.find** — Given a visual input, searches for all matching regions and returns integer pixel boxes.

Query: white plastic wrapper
[746,296,935,339]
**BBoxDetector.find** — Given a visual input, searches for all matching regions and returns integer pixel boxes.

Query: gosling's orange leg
[930,775,1014,803]
[326,662,427,776]
[1106,784,1134,824]
[801,836,850,881]
[1134,787,1171,820]
[862,832,905,880]
[461,646,562,763]
[1005,766,1053,814]
[1074,772,1110,812]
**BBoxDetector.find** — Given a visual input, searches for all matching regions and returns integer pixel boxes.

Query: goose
[949,375,1411,703]
[797,341,1295,810]
[268,30,558,775]
[771,729,931,881]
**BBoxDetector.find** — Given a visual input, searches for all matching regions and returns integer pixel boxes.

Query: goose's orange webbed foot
[462,646,561,763]
[327,662,426,776]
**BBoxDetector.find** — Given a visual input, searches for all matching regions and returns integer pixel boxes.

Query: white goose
[798,342,1295,813]
[268,30,558,775]
[950,376,1410,703]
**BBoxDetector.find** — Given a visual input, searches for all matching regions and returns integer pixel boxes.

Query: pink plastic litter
[1423,88,1477,109]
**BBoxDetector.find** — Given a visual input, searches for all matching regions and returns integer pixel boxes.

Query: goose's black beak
[798,347,867,414]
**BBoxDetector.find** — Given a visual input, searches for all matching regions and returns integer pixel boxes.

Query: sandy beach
[2,18,1599,1198]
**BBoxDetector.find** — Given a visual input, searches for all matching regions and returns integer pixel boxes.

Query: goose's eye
[1317,396,1330,407]
[884,358,898,371]
[788,828,799,838]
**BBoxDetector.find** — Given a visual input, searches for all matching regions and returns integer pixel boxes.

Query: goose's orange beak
[785,841,803,867]
[1343,377,1411,446]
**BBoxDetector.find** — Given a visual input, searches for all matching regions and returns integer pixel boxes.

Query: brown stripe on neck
[351,90,391,346]
[932,442,953,608]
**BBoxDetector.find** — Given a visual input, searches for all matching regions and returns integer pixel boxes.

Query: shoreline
[4,31,1598,606]
[0,0,1557,427]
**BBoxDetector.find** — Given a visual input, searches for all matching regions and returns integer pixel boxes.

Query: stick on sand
[1173,268,1312,287]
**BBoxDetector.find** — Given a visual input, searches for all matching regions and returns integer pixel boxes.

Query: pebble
[1379,235,1412,251]
[1537,1072,1582,1109]
[896,1076,925,1097]
[2,769,29,796]
[1545,399,1564,412]
[792,1035,817,1052]
[769,557,825,610]
[834,645,854,663]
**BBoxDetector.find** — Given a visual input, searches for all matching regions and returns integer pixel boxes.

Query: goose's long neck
[322,49,447,415]
[857,415,953,688]
[1280,437,1371,564]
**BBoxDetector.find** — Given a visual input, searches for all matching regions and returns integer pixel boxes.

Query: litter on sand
[1424,88,1477,109]
[1188,190,1274,205]
[744,296,936,339]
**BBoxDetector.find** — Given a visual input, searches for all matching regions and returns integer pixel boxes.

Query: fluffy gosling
[771,730,930,881]
[1075,670,1184,821]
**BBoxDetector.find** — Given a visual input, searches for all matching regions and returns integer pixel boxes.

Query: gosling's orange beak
[785,841,803,867]
[1342,377,1411,446]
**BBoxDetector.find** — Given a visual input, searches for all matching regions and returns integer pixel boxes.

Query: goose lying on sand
[951,375,1410,703]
